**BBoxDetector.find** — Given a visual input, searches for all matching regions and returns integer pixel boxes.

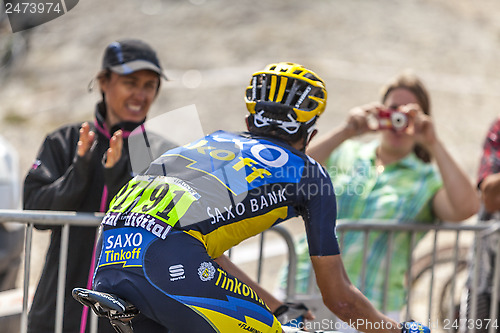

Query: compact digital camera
[375,109,409,132]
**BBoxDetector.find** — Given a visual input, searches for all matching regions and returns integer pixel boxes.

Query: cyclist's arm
[214,254,282,313]
[311,254,400,333]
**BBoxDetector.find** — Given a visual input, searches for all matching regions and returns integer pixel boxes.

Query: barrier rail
[0,210,294,333]
[0,210,498,333]
[282,220,500,333]
[0,210,103,333]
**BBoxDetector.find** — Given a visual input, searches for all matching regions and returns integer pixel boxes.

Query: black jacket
[24,103,174,333]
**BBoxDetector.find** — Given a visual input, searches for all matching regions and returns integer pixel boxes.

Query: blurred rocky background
[1,0,500,178]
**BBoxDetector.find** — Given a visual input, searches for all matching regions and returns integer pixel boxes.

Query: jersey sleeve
[301,159,340,256]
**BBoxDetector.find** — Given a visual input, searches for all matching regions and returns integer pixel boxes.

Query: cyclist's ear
[306,128,317,147]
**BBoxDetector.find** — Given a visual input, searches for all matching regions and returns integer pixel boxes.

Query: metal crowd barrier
[0,209,499,333]
[0,210,296,333]
[286,220,500,333]
[0,210,103,333]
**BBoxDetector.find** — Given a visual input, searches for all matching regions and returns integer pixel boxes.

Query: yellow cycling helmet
[245,62,327,124]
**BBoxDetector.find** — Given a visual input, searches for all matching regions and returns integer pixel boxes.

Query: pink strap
[79,231,98,333]
[93,119,135,139]
[80,185,108,333]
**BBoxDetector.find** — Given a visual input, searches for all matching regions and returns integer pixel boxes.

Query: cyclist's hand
[104,130,123,168]
[77,122,96,157]
[303,309,314,321]
[401,321,430,333]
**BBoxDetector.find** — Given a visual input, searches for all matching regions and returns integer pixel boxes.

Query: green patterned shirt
[289,139,442,312]
[330,139,442,311]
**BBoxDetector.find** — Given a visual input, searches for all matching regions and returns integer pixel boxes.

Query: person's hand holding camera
[401,103,438,150]
[342,102,384,138]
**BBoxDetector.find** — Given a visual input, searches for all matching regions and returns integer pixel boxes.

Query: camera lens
[391,112,408,130]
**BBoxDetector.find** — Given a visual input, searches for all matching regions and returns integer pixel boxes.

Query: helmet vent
[304,73,320,82]
[315,89,325,99]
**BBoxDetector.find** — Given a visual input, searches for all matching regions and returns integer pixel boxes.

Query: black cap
[102,39,167,80]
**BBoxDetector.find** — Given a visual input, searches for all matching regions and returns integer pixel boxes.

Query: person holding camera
[282,69,479,321]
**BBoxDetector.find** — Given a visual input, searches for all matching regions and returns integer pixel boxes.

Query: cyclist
[92,62,429,333]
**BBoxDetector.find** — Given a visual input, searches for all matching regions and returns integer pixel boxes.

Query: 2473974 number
[5,2,62,14]
[443,319,498,331]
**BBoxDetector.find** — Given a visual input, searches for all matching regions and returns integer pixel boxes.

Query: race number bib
[108,175,199,227]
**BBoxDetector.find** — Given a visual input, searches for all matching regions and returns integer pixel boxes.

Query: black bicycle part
[72,287,139,333]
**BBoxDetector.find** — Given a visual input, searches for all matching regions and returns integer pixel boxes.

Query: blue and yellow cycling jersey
[102,130,340,259]
[94,130,340,332]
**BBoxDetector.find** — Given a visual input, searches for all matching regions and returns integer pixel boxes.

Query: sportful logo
[2,0,79,33]
[169,264,185,281]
